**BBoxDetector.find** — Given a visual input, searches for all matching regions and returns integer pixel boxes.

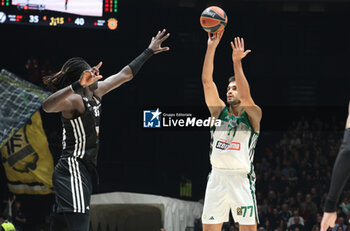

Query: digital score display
[0,0,119,30]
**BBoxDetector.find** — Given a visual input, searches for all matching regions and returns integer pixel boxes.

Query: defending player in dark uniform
[321,102,350,231]
[42,29,170,231]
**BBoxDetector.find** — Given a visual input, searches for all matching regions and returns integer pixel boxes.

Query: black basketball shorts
[52,157,92,214]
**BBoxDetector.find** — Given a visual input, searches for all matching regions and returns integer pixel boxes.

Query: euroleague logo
[0,12,6,24]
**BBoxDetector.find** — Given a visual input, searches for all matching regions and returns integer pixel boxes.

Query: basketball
[200,6,228,33]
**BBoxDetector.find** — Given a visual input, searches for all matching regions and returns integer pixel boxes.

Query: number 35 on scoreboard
[49,17,64,26]
[29,15,39,23]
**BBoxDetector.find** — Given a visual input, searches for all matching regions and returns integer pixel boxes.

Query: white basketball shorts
[202,168,258,225]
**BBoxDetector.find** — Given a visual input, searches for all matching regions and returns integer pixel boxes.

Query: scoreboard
[0,0,119,30]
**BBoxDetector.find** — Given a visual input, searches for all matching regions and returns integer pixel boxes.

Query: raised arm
[202,30,226,119]
[231,37,262,132]
[95,29,170,98]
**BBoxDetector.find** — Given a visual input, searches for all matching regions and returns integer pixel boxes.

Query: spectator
[25,57,40,85]
[2,194,15,222]
[310,187,321,206]
[289,216,305,231]
[12,201,26,231]
[264,219,272,231]
[0,212,15,231]
[332,217,347,231]
[296,116,309,131]
[296,192,304,208]
[279,203,292,224]
[287,209,305,227]
[288,171,298,187]
[339,196,350,215]
[267,191,278,208]
[260,198,269,215]
[314,213,322,228]
[304,194,318,225]
[280,133,289,147]
[281,186,292,203]
[289,134,302,150]
[268,208,280,230]
[281,162,296,180]
[288,197,298,212]
[276,219,286,231]
[260,157,270,173]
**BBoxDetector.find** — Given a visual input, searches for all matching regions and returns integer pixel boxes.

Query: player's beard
[227,98,241,106]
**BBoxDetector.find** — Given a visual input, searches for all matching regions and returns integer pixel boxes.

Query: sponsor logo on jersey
[209,216,215,220]
[228,142,240,151]
[237,207,242,216]
[216,139,229,150]
[143,108,162,128]
[216,139,241,151]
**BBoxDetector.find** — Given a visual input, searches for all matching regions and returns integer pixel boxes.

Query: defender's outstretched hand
[148,29,170,54]
[231,37,251,62]
[320,212,336,231]
[207,29,224,49]
[79,62,103,87]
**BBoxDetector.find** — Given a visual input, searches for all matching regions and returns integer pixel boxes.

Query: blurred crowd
[24,57,55,87]
[250,116,347,231]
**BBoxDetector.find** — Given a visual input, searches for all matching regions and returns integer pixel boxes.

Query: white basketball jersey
[209,107,259,176]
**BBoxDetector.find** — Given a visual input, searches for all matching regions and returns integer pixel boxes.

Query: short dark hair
[228,76,235,83]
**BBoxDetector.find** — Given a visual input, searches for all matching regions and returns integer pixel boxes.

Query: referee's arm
[325,130,350,212]
[321,102,350,231]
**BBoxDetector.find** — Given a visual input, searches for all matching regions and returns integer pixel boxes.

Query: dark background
[0,0,350,229]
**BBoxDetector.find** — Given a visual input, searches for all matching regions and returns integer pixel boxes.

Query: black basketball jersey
[60,95,101,169]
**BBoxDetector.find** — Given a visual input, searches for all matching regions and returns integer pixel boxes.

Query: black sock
[63,213,90,231]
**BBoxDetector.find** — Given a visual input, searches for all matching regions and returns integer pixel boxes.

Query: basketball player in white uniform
[201,29,262,231]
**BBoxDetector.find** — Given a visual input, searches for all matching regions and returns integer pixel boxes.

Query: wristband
[128,48,154,76]
[324,198,337,212]
[71,80,85,94]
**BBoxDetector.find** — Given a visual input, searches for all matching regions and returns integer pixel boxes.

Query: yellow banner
[1,111,54,194]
